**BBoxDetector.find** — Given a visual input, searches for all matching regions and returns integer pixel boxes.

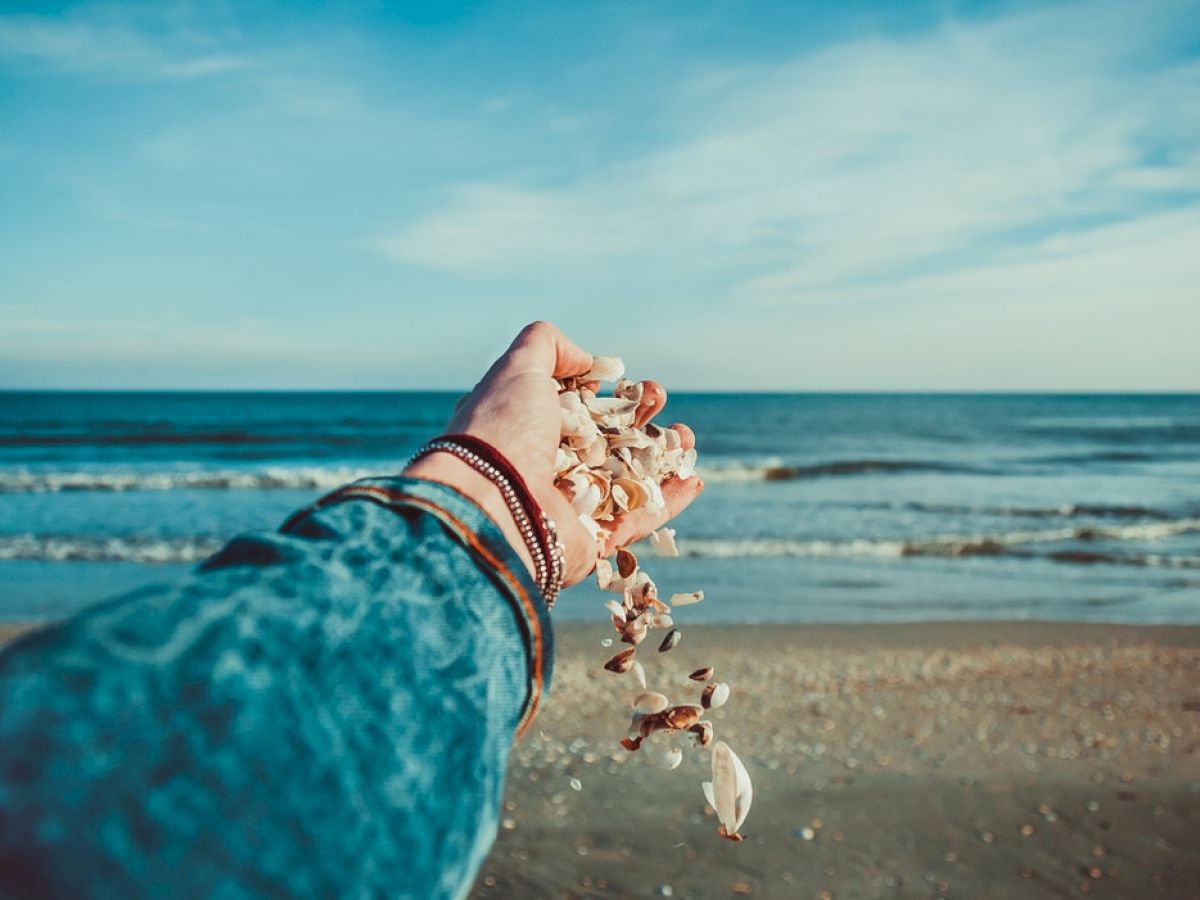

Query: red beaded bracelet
[408,434,566,608]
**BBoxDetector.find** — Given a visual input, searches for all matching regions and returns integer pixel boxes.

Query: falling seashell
[689,667,715,682]
[662,705,702,730]
[646,613,674,630]
[604,599,627,620]
[632,691,670,714]
[603,647,636,674]
[664,748,683,770]
[658,629,680,653]
[709,741,753,841]
[620,737,642,752]
[616,547,638,578]
[690,720,714,747]
[584,356,625,383]
[649,527,679,557]
[594,557,614,590]
[669,591,704,607]
[630,660,647,690]
[709,682,730,709]
[628,711,646,739]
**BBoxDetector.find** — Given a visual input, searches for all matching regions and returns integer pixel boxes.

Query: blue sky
[1,0,1197,390]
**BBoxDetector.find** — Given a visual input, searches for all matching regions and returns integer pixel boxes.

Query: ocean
[1,391,1198,624]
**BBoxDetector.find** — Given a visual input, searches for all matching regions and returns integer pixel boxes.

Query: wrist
[402,452,538,582]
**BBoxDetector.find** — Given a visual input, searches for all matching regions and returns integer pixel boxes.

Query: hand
[402,321,703,588]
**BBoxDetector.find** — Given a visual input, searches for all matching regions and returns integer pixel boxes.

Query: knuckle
[518,320,556,343]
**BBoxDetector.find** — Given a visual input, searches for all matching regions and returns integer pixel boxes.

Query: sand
[3,620,1197,897]
[471,623,1200,899]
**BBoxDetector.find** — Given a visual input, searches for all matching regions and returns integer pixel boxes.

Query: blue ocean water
[1,391,1198,624]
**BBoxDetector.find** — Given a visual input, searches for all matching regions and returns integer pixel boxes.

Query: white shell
[710,741,753,836]
[708,682,730,709]
[630,660,646,690]
[632,691,670,714]
[594,557,614,590]
[649,527,679,557]
[670,591,704,607]
[664,748,683,770]
[584,355,625,382]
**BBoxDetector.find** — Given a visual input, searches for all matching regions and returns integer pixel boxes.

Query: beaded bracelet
[407,435,566,608]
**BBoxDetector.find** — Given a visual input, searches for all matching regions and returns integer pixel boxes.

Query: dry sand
[472,623,1200,899]
[3,621,1196,897]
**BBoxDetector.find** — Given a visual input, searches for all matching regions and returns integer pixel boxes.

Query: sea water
[1,391,1198,624]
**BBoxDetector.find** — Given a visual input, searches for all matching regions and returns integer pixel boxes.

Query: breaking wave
[677,518,1200,567]
[0,535,224,564]
[699,458,977,482]
[0,467,381,494]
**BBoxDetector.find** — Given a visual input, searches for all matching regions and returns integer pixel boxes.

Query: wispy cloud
[380,0,1200,314]
[0,11,254,81]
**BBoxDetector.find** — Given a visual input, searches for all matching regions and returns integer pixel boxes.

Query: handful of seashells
[555,356,753,842]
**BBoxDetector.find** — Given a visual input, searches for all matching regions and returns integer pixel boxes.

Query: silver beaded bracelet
[408,438,566,608]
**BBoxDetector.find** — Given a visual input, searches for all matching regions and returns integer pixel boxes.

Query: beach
[471,622,1200,899]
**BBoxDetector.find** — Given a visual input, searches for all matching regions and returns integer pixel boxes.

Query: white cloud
[0,12,254,81]
[380,0,1200,315]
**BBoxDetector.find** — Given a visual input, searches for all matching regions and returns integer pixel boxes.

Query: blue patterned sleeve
[0,476,553,900]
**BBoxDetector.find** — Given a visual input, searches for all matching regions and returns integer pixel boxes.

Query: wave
[901,501,1174,520]
[5,517,1199,567]
[0,535,223,564]
[699,458,976,482]
[0,467,381,494]
[677,518,1200,566]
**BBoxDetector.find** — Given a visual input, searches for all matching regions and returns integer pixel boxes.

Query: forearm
[0,476,552,899]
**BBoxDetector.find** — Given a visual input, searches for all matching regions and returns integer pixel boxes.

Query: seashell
[632,691,670,714]
[604,599,627,620]
[658,629,680,653]
[690,720,714,747]
[594,557,614,590]
[630,660,646,690]
[612,477,650,512]
[708,741,753,840]
[710,682,731,709]
[614,378,644,402]
[584,356,625,383]
[583,396,640,417]
[620,736,642,752]
[646,613,674,630]
[701,682,730,710]
[662,704,702,730]
[669,591,704,607]
[689,666,715,682]
[649,527,679,557]
[603,647,636,674]
[664,748,683,770]
[628,711,646,739]
[616,547,638,578]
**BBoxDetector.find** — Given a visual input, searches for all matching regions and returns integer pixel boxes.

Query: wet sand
[472,623,1200,899]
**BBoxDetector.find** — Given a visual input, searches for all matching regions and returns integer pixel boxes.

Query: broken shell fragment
[664,748,683,770]
[594,557,614,589]
[632,691,670,714]
[658,629,680,653]
[669,591,704,607]
[649,527,679,557]
[690,720,714,747]
[620,737,642,752]
[702,682,731,710]
[603,647,637,674]
[689,667,715,682]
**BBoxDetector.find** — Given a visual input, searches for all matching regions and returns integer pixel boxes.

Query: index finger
[504,320,594,379]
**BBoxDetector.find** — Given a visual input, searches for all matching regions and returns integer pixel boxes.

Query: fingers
[504,321,594,379]
[602,474,704,556]
[670,422,695,451]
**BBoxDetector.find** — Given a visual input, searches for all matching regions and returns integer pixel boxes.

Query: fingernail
[698,478,706,494]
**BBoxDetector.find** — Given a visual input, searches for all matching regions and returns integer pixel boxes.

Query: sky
[1,0,1198,391]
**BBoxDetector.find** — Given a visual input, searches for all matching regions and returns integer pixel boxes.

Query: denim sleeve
[0,476,553,900]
